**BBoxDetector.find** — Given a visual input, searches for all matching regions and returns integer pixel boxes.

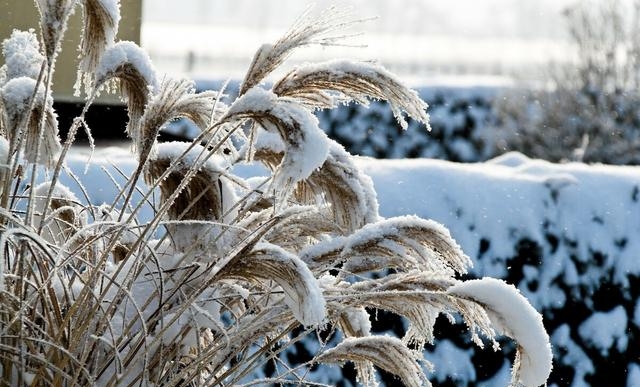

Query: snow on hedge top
[357,152,640,307]
[1,29,44,84]
[448,277,552,387]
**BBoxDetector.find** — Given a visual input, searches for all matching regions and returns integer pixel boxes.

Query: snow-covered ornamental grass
[0,2,551,386]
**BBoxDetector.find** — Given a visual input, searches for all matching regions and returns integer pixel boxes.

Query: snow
[578,306,628,356]
[628,364,640,386]
[425,339,476,383]
[341,306,372,337]
[447,277,552,387]
[226,87,330,205]
[65,145,640,289]
[1,77,41,116]
[97,0,121,31]
[551,324,593,387]
[0,29,44,84]
[477,360,511,387]
[95,40,159,91]
[252,127,286,154]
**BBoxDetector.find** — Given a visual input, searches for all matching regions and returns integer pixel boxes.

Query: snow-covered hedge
[316,86,497,161]
[360,152,640,387]
[67,149,640,387]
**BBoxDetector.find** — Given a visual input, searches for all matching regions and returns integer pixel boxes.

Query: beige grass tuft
[0,3,552,386]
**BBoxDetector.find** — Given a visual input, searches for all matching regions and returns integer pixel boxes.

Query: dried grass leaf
[138,78,223,159]
[233,204,338,248]
[215,242,325,326]
[252,146,282,171]
[239,7,357,96]
[296,141,379,234]
[230,204,339,255]
[330,272,455,346]
[341,216,472,276]
[94,41,158,141]
[262,209,340,251]
[316,336,430,387]
[76,0,121,94]
[34,0,79,60]
[273,59,430,129]
[0,76,60,167]
[252,136,379,234]
[145,142,231,222]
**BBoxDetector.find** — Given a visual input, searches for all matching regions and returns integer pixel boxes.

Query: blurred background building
[141,0,576,85]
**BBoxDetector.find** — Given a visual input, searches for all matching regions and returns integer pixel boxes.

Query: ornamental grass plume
[0,2,552,387]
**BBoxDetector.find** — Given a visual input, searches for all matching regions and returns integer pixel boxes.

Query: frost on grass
[253,132,379,233]
[239,6,361,95]
[448,277,553,387]
[146,141,239,252]
[138,78,225,158]
[1,30,60,167]
[34,0,78,60]
[0,137,8,164]
[30,181,86,251]
[215,242,326,326]
[341,215,471,275]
